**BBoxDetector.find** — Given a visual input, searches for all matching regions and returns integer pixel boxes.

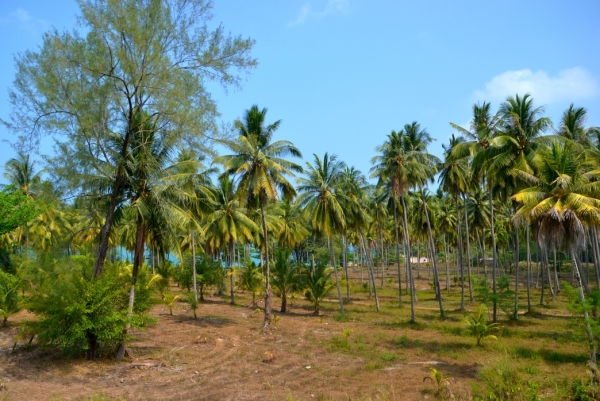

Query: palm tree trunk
[463,196,474,303]
[546,248,555,299]
[401,195,416,322]
[572,249,598,382]
[329,236,345,316]
[192,229,198,302]
[116,213,145,361]
[455,197,465,311]
[592,228,600,290]
[526,224,532,313]
[343,235,350,302]
[379,226,385,289]
[480,229,487,282]
[576,252,591,295]
[537,244,543,288]
[553,244,560,294]
[513,222,520,320]
[540,249,546,305]
[422,188,444,318]
[230,239,235,305]
[587,245,591,287]
[393,197,403,306]
[260,201,272,330]
[488,180,499,323]
[360,232,380,312]
[361,247,365,285]
[444,234,450,295]
[417,241,421,278]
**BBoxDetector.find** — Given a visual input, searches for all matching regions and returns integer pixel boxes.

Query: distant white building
[410,257,429,264]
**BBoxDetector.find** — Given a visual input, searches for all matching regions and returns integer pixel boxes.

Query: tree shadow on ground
[388,335,475,354]
[377,319,428,330]
[514,346,587,364]
[170,314,235,327]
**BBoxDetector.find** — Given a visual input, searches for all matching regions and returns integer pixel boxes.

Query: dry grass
[0,267,593,400]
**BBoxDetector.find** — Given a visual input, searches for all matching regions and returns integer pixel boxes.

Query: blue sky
[1,0,599,185]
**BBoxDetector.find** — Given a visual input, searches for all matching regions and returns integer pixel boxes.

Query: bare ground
[0,272,588,400]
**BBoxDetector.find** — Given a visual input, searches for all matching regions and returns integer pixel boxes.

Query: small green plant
[382,353,396,361]
[272,312,281,328]
[569,378,598,401]
[237,261,263,308]
[364,362,379,371]
[334,313,350,322]
[301,261,335,315]
[394,334,409,347]
[423,367,452,399]
[162,292,182,315]
[331,329,353,350]
[184,292,199,319]
[463,304,499,346]
[341,328,352,344]
[522,366,539,375]
[526,380,540,401]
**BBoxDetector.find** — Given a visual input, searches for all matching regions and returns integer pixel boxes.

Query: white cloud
[323,0,349,15]
[289,4,312,26]
[288,0,349,26]
[472,67,599,105]
[0,8,49,34]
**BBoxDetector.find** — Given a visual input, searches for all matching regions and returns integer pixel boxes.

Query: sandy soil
[0,272,563,400]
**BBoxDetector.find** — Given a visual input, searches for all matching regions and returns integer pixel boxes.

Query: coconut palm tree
[512,139,600,380]
[173,151,217,302]
[337,166,369,298]
[297,153,347,316]
[556,104,599,148]
[115,112,198,360]
[216,105,302,329]
[494,93,552,320]
[439,134,471,310]
[277,199,309,251]
[434,189,456,294]
[370,187,389,289]
[238,260,264,308]
[371,130,414,317]
[204,176,258,305]
[451,102,502,319]
[4,152,42,252]
[402,122,444,317]
[271,248,299,313]
[467,187,490,279]
[301,259,335,315]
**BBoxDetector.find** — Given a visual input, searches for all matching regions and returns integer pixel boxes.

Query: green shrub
[474,356,543,401]
[0,270,21,326]
[568,379,598,401]
[24,256,153,358]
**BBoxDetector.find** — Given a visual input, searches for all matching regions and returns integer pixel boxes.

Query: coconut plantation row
[1,1,600,399]
[2,96,600,399]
